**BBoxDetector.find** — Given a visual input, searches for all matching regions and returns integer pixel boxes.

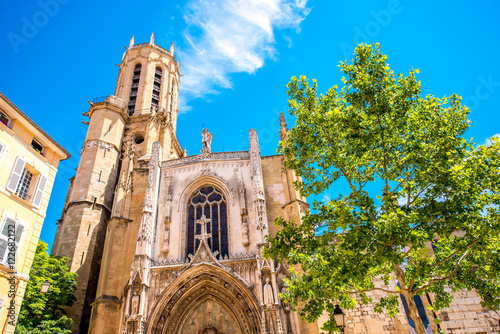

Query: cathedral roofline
[161,151,250,168]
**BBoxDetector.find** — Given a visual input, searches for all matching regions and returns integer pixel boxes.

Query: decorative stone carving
[203,327,217,334]
[241,218,249,247]
[263,278,275,308]
[101,142,112,152]
[249,129,269,241]
[137,142,161,243]
[185,215,225,267]
[131,292,140,315]
[127,132,136,159]
[162,151,249,168]
[87,140,98,148]
[279,111,289,142]
[201,128,213,154]
[163,223,170,252]
[149,107,171,133]
[164,177,174,223]
[148,270,260,334]
[195,215,212,244]
[239,180,247,215]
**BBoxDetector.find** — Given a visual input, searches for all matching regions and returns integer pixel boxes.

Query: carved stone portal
[178,298,241,334]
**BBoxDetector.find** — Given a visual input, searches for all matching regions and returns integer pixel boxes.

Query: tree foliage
[15,241,77,334]
[265,43,500,333]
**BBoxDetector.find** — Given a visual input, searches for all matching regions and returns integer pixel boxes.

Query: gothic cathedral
[51,35,314,334]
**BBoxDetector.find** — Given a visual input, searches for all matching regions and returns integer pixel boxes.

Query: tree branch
[429,234,485,269]
[315,287,400,295]
[414,249,471,293]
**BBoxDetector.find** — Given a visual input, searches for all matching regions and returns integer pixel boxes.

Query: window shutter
[32,174,48,208]
[14,223,23,243]
[0,239,7,261]
[1,218,14,237]
[6,157,26,192]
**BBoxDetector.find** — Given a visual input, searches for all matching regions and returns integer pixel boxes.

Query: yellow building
[0,92,70,333]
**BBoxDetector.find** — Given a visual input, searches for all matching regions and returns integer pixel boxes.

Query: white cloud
[485,133,500,146]
[322,193,331,203]
[177,0,310,107]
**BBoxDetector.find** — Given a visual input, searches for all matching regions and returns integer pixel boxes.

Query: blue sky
[1,0,499,250]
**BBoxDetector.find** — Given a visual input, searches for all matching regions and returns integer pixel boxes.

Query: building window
[30,138,44,156]
[0,111,10,127]
[6,157,47,207]
[152,67,162,108]
[15,168,33,201]
[186,186,228,258]
[0,217,24,266]
[128,63,142,116]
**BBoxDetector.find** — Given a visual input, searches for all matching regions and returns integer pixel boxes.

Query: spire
[170,42,175,56]
[279,111,289,141]
[150,32,155,45]
[129,35,135,48]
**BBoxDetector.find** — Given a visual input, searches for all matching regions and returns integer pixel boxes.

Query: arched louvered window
[186,186,228,258]
[128,63,141,116]
[152,66,162,108]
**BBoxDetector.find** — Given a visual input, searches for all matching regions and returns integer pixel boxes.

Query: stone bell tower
[52,33,182,333]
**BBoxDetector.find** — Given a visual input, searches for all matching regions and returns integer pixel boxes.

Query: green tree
[15,241,77,334]
[265,43,500,334]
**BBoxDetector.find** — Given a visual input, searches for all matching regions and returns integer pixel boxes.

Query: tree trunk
[424,293,440,334]
[393,264,428,334]
[402,290,428,334]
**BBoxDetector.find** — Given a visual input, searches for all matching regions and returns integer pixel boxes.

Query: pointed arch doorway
[147,264,261,334]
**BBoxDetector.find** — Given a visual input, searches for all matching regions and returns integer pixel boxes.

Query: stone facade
[52,36,500,334]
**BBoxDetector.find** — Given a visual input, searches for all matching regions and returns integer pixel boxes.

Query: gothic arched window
[186,186,228,258]
[152,66,162,108]
[128,63,142,116]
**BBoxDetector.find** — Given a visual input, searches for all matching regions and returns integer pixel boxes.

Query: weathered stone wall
[437,289,500,334]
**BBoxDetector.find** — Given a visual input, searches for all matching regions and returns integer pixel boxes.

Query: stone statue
[164,225,170,248]
[263,278,275,307]
[131,291,140,315]
[241,219,249,247]
[206,300,214,327]
[217,314,224,332]
[201,128,213,154]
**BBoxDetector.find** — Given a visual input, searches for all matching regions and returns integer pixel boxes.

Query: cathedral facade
[51,35,314,334]
[51,36,500,334]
